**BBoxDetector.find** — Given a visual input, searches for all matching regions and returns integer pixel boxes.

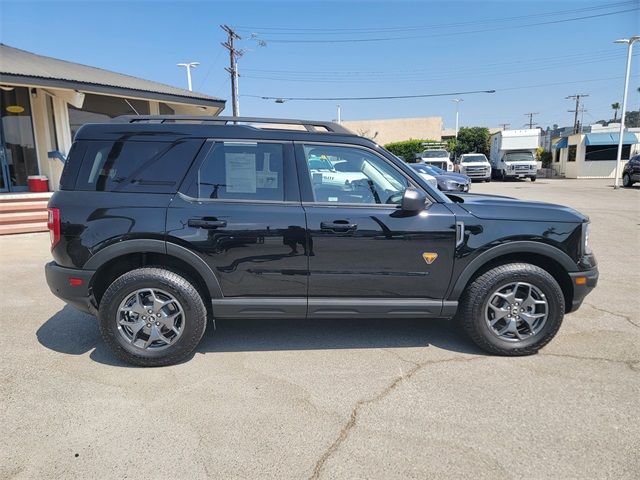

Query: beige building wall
[340,117,443,145]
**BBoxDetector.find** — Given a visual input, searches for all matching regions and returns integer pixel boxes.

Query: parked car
[45,115,598,366]
[405,163,438,189]
[457,153,491,182]
[414,149,454,171]
[411,163,470,192]
[308,155,367,187]
[622,154,640,188]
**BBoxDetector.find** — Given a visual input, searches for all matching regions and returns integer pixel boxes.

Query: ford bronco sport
[45,116,598,367]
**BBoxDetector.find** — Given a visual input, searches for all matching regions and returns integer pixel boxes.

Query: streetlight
[337,104,341,124]
[177,62,200,91]
[452,98,464,138]
[613,35,639,189]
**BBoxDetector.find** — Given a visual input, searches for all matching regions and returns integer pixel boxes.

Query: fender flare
[447,241,577,301]
[83,239,223,299]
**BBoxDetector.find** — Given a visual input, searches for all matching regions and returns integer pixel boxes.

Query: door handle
[188,219,227,229]
[320,220,357,232]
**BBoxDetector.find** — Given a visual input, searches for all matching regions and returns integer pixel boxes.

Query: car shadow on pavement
[37,305,486,367]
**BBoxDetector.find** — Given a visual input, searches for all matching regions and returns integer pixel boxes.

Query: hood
[448,193,588,223]
[436,172,470,183]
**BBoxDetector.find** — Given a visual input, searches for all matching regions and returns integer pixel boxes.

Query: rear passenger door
[166,139,308,318]
[296,142,456,317]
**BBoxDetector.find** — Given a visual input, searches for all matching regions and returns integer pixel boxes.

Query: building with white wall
[553,124,639,178]
[0,44,225,193]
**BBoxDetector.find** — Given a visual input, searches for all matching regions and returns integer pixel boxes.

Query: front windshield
[461,155,487,163]
[504,152,534,162]
[421,150,449,158]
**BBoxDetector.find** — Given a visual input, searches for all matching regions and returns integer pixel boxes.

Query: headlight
[582,223,592,255]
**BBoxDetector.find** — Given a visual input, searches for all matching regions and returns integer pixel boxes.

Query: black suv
[623,154,640,188]
[45,116,598,366]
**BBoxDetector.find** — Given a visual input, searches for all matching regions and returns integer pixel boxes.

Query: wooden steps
[0,193,52,235]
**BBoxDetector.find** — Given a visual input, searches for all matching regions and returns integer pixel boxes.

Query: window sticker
[225,153,256,193]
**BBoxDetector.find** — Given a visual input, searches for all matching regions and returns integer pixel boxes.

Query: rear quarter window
[74,139,203,193]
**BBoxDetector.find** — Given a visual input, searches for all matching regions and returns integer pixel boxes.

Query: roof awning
[553,137,568,149]
[584,132,639,146]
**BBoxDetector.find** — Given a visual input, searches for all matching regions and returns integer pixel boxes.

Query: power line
[244,8,637,44]
[235,1,635,34]
[241,52,635,84]
[243,89,496,102]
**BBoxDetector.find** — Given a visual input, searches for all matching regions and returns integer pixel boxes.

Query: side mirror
[401,188,427,212]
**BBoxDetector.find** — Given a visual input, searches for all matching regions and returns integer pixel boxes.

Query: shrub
[384,139,438,162]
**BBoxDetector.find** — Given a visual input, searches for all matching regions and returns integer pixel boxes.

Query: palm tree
[612,102,620,122]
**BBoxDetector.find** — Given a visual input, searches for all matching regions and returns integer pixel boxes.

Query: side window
[192,141,285,201]
[303,144,408,205]
[75,139,202,193]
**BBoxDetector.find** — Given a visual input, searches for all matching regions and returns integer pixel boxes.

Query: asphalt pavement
[1,178,638,479]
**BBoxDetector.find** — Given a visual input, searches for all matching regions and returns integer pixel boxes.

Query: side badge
[422,252,438,265]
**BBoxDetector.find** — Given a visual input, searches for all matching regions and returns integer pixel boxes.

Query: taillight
[47,208,60,249]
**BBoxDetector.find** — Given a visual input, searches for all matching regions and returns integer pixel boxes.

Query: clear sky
[1,0,638,130]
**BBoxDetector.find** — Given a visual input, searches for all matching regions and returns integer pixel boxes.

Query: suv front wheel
[457,263,565,356]
[98,267,207,367]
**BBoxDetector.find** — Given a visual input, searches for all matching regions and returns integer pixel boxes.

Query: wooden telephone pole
[221,25,242,116]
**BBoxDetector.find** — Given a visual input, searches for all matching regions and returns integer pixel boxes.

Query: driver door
[296,143,456,317]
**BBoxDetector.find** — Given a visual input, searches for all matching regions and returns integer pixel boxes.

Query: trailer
[490,129,540,181]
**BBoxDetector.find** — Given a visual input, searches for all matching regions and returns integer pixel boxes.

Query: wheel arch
[85,240,222,306]
[449,241,576,313]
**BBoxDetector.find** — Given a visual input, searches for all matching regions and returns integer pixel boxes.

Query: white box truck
[490,129,539,181]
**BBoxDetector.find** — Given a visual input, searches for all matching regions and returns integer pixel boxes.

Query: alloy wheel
[116,288,184,350]
[485,281,548,342]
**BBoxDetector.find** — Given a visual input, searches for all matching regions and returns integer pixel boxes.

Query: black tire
[530,176,537,182]
[98,267,207,367]
[456,263,565,356]
[485,178,491,183]
[622,173,633,188]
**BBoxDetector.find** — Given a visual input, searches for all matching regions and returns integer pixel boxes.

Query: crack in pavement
[584,303,639,328]
[308,355,483,480]
[540,352,640,371]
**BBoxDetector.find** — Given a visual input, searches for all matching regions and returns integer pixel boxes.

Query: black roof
[75,116,367,144]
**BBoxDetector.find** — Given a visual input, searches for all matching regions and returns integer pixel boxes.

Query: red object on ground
[27,175,49,192]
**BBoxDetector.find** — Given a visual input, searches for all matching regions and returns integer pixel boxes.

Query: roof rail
[111,115,353,135]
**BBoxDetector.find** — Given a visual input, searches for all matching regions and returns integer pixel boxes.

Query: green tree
[454,127,490,157]
[612,102,620,122]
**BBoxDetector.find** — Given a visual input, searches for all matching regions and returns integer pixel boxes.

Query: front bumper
[45,262,96,314]
[567,267,599,313]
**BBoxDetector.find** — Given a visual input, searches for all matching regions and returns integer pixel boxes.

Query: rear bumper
[568,267,599,313]
[45,262,96,314]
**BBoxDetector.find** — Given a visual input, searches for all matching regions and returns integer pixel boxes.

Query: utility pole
[499,123,510,130]
[221,24,242,117]
[336,104,341,123]
[524,112,539,129]
[566,94,589,133]
[567,106,588,133]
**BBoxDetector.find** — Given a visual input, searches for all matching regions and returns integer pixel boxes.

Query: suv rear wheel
[622,173,633,188]
[457,263,564,356]
[98,267,207,367]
